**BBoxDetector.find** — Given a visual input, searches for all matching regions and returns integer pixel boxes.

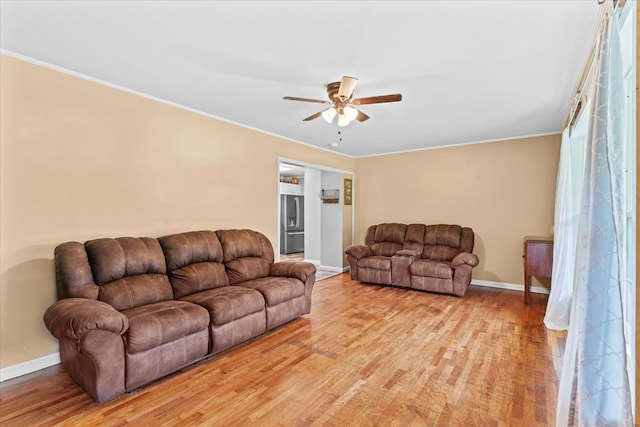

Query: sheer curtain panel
[544,129,577,330]
[556,5,632,426]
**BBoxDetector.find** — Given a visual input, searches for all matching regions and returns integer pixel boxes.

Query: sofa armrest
[345,245,372,259]
[451,252,479,268]
[44,298,129,341]
[270,261,317,282]
[271,261,317,315]
[391,250,420,288]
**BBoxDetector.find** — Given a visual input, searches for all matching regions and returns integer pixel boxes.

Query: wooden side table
[523,236,553,304]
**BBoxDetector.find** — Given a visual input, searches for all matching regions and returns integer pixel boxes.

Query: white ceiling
[0,1,601,157]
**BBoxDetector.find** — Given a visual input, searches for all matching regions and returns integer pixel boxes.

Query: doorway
[277,157,354,273]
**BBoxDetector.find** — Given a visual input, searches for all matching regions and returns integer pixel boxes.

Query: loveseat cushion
[86,237,173,311]
[371,242,403,257]
[421,225,464,262]
[366,223,407,246]
[122,300,209,354]
[410,260,453,279]
[236,277,305,307]
[425,224,462,247]
[159,231,229,298]
[180,286,265,327]
[357,256,392,270]
[367,223,407,257]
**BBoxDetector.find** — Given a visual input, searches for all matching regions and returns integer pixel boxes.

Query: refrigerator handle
[295,197,300,228]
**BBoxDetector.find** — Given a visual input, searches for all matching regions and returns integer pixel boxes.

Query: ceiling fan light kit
[337,114,351,127]
[321,107,337,123]
[284,75,402,127]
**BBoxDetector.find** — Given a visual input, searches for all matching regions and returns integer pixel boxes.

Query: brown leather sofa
[43,229,316,403]
[345,223,479,296]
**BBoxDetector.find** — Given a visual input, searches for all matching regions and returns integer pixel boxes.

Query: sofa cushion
[160,231,224,268]
[159,231,229,298]
[180,286,265,327]
[410,260,453,279]
[98,274,174,312]
[85,237,173,311]
[236,277,305,307]
[357,256,392,270]
[217,229,274,263]
[167,263,230,299]
[122,300,209,354]
[217,229,275,284]
[225,257,272,284]
[86,237,167,284]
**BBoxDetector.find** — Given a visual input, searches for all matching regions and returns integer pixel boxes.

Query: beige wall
[353,134,560,286]
[0,54,561,371]
[0,55,354,368]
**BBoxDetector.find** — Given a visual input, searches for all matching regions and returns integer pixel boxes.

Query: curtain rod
[597,0,626,7]
[564,0,622,129]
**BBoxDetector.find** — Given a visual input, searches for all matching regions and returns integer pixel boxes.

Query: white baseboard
[471,279,550,295]
[318,265,347,273]
[0,352,60,382]
[304,259,348,273]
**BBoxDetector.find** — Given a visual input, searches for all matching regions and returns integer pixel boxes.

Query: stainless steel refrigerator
[280,194,304,254]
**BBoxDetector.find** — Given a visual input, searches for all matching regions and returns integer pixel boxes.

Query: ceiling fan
[283,76,402,127]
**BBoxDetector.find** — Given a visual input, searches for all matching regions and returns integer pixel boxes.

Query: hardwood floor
[0,274,564,426]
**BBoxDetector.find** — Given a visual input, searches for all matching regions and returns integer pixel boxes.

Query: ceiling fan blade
[302,111,324,121]
[283,96,331,104]
[352,94,402,105]
[337,76,358,100]
[356,110,370,122]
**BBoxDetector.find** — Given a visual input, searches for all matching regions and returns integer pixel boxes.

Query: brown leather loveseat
[345,223,479,296]
[43,229,316,403]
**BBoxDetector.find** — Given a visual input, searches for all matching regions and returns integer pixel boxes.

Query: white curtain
[544,128,577,330]
[556,6,632,426]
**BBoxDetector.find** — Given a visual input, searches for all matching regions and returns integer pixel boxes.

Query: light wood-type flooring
[0,273,564,426]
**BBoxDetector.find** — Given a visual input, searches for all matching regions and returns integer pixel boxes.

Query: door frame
[277,156,355,264]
